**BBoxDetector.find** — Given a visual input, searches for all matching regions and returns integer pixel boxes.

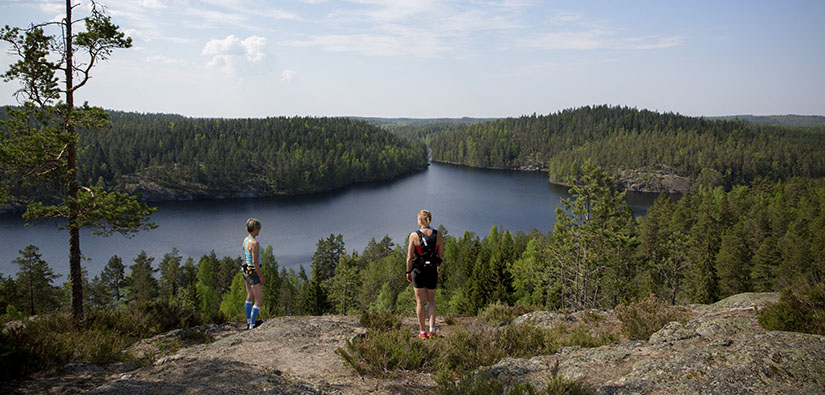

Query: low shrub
[437,366,594,395]
[359,308,402,331]
[335,328,437,376]
[0,301,206,382]
[477,301,534,325]
[758,283,825,335]
[614,294,693,340]
[339,310,618,380]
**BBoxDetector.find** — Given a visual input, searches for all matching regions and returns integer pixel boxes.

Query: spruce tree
[127,251,158,303]
[12,245,60,315]
[101,255,126,306]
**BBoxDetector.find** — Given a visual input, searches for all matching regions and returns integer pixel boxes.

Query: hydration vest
[413,229,442,269]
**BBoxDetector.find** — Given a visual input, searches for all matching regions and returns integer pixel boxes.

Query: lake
[0,163,657,280]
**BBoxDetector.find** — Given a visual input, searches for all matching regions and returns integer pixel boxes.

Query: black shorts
[242,267,261,285]
[411,267,438,290]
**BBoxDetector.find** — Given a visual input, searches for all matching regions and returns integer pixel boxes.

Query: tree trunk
[64,0,83,321]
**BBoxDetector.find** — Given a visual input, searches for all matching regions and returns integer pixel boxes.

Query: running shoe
[418,332,428,339]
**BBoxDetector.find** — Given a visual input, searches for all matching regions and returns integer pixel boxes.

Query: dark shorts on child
[242,266,261,285]
[411,267,438,290]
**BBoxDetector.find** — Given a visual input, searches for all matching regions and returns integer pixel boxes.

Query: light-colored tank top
[243,236,259,267]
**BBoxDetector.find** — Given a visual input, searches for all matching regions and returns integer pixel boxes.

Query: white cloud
[136,0,167,9]
[186,8,246,28]
[145,55,184,65]
[523,30,683,50]
[203,35,268,74]
[281,69,297,83]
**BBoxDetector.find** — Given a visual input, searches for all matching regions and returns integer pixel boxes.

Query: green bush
[615,294,693,340]
[335,328,437,376]
[359,308,402,331]
[338,315,618,380]
[758,283,825,335]
[478,301,534,325]
[0,301,206,382]
[437,367,594,395]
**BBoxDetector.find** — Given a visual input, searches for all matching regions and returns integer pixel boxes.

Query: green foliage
[0,301,201,381]
[101,255,126,306]
[477,301,533,325]
[335,328,437,376]
[359,308,402,331]
[430,105,825,190]
[0,2,153,320]
[437,368,594,395]
[758,283,825,335]
[126,250,158,303]
[195,252,224,323]
[12,244,61,316]
[542,161,635,310]
[73,113,428,198]
[219,273,248,321]
[614,294,693,341]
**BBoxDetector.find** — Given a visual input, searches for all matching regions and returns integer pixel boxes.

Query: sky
[0,0,823,119]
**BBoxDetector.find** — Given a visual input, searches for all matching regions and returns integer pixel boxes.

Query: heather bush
[614,294,692,340]
[359,308,402,331]
[0,301,205,382]
[437,365,594,395]
[335,328,437,376]
[477,301,534,325]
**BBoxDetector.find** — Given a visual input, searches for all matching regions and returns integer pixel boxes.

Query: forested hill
[74,112,428,200]
[429,105,825,192]
[708,114,825,127]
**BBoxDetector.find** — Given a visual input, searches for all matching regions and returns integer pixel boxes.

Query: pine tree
[0,0,155,320]
[12,245,60,315]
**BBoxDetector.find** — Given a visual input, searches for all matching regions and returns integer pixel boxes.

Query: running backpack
[413,229,442,268]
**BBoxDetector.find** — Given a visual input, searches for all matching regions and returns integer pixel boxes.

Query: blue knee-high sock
[250,305,260,328]
[244,301,253,324]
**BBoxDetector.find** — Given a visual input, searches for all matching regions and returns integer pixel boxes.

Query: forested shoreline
[0,109,429,209]
[428,105,825,192]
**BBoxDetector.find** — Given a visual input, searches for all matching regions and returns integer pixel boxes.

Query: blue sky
[1,0,823,118]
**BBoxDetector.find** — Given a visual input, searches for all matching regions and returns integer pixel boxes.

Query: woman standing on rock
[406,209,444,339]
[242,218,266,329]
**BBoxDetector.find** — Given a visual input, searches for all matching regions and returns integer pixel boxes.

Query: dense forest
[428,105,825,191]
[709,114,825,127]
[84,112,428,198]
[1,109,429,203]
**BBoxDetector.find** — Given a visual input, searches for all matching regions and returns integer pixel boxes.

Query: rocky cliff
[7,293,825,394]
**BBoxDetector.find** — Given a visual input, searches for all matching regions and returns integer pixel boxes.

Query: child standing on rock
[242,218,266,329]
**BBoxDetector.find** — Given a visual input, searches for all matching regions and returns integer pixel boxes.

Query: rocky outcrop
[488,292,825,394]
[618,166,691,194]
[9,293,824,394]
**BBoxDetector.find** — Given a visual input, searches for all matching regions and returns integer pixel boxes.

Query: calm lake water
[0,163,657,280]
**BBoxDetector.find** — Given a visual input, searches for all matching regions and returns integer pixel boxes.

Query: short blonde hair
[417,210,432,227]
[246,218,261,233]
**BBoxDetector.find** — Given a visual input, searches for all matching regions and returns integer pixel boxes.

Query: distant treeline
[4,166,821,321]
[0,108,429,202]
[428,105,825,190]
[708,114,825,127]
